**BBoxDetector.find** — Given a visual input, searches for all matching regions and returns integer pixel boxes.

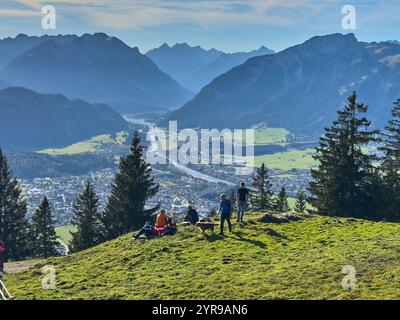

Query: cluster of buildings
[19,161,312,226]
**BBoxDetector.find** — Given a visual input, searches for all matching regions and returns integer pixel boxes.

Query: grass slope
[38,132,128,155]
[5,214,400,300]
[55,225,76,246]
[253,127,290,145]
[254,148,316,170]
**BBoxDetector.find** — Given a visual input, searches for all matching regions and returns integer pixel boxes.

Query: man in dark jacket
[237,182,250,222]
[218,194,232,235]
[184,205,199,225]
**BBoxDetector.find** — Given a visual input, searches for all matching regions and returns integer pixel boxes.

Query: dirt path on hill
[4,260,41,274]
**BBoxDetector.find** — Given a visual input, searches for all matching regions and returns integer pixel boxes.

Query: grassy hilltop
[5,213,400,300]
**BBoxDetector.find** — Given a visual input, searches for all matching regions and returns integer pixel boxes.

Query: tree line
[309,92,400,220]
[0,132,159,261]
[252,92,400,220]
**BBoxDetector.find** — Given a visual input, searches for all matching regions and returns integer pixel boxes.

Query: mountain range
[0,87,129,151]
[163,33,400,135]
[0,33,192,113]
[0,33,78,70]
[146,43,274,91]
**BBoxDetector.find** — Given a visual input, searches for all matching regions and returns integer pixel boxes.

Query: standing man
[237,182,249,223]
[0,240,5,276]
[218,194,232,236]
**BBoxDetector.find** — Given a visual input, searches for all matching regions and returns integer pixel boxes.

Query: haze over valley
[0,31,398,232]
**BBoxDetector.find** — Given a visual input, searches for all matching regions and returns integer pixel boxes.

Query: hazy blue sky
[0,0,399,53]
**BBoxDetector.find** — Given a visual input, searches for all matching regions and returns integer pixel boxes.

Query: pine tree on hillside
[70,181,104,253]
[103,132,159,239]
[295,187,307,213]
[31,196,59,258]
[230,190,237,211]
[379,99,400,217]
[251,163,274,211]
[0,148,30,261]
[275,186,289,213]
[309,92,380,218]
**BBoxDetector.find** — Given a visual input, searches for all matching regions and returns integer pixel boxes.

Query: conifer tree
[31,196,59,258]
[70,181,105,252]
[295,187,307,213]
[103,132,159,239]
[0,148,30,261]
[379,99,400,217]
[275,186,289,213]
[230,190,237,211]
[251,163,274,211]
[309,92,380,218]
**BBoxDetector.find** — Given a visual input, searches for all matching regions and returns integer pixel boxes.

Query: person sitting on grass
[184,205,199,225]
[164,217,177,236]
[154,209,173,236]
[134,222,154,239]
[155,209,169,228]
[218,194,232,236]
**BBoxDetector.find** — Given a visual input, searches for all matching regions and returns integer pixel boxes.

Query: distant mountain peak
[163,32,400,135]
[385,40,400,45]
[1,33,192,113]
[80,32,117,43]
[304,33,357,46]
[146,42,275,91]
[172,42,191,49]
[15,33,29,39]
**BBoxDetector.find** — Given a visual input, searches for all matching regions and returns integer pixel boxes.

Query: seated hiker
[164,217,177,236]
[155,209,169,228]
[134,222,154,239]
[184,205,199,225]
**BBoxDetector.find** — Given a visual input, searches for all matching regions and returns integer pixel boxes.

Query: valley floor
[5,214,400,300]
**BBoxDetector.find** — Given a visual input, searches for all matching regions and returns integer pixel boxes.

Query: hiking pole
[0,277,14,300]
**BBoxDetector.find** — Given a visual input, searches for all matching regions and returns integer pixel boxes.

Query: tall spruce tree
[251,163,274,211]
[275,186,289,213]
[295,187,307,213]
[0,148,30,261]
[70,181,104,252]
[309,92,380,218]
[103,132,159,239]
[31,197,59,258]
[379,99,400,217]
[230,190,237,211]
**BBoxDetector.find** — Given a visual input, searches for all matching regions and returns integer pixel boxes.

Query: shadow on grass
[203,233,225,242]
[245,225,289,241]
[231,233,267,249]
[265,228,288,240]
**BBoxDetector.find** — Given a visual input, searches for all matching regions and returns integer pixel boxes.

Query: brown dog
[195,221,215,233]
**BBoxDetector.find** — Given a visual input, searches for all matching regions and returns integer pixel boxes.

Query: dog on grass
[195,221,215,233]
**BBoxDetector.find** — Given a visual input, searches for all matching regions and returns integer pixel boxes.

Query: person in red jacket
[0,240,5,275]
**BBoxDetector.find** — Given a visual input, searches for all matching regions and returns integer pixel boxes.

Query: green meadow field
[38,132,128,155]
[6,213,400,300]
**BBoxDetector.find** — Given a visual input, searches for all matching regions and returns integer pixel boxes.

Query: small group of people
[134,209,177,239]
[134,182,250,239]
